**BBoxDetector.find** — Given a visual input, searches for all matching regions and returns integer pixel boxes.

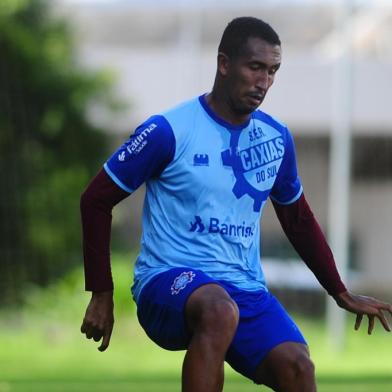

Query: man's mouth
[246,92,265,105]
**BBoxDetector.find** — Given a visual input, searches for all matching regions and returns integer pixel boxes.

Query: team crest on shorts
[171,271,196,295]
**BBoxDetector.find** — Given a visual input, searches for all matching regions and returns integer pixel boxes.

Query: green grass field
[0,258,391,391]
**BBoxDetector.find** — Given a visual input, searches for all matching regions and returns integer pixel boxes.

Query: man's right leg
[182,284,239,392]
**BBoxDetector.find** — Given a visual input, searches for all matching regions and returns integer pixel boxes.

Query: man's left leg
[253,342,316,392]
[223,288,315,391]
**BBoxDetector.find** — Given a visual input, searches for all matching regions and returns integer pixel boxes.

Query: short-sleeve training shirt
[104,95,303,302]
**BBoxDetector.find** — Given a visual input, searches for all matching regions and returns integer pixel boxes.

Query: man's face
[219,37,281,116]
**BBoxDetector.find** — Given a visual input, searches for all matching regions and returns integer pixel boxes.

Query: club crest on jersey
[171,271,196,295]
[221,121,285,212]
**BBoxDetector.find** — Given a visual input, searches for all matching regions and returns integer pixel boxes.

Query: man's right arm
[79,115,176,350]
[80,169,129,351]
[80,169,129,292]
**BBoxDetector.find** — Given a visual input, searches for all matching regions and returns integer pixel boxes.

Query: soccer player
[80,17,392,391]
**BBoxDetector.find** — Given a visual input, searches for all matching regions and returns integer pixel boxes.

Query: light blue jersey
[104,95,303,302]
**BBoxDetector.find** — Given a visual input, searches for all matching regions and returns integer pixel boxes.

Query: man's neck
[205,91,250,126]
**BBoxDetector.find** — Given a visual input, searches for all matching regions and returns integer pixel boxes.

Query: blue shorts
[136,268,307,382]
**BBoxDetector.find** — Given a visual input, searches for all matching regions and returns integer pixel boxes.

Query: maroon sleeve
[271,194,347,296]
[80,168,129,292]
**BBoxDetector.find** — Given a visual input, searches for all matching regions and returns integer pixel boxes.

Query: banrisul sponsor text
[190,216,254,238]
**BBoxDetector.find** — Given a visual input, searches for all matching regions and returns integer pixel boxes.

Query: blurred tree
[0,0,116,304]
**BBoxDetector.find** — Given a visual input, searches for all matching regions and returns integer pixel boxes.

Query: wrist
[92,290,114,300]
[333,290,350,306]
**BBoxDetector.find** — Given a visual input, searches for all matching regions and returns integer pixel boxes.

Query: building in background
[58,0,392,297]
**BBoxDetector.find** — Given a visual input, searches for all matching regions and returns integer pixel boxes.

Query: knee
[295,352,315,379]
[279,351,315,387]
[186,285,239,346]
[199,298,239,335]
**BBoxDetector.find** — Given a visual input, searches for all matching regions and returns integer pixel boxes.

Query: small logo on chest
[193,153,209,166]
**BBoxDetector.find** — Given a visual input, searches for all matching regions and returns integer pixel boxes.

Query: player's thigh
[136,268,219,350]
[224,290,307,383]
[185,283,239,335]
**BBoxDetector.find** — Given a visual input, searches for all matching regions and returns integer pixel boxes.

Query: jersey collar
[198,94,252,131]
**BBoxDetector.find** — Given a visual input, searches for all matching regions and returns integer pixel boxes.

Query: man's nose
[256,70,269,90]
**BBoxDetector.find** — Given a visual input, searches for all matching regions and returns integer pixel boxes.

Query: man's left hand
[334,291,392,334]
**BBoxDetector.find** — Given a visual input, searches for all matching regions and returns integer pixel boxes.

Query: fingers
[343,292,392,334]
[376,311,391,333]
[365,299,392,333]
[81,320,95,339]
[80,320,87,334]
[371,301,392,332]
[379,302,392,318]
[367,315,375,335]
[354,314,363,330]
[93,333,102,342]
[354,310,391,334]
[98,326,113,352]
[81,318,113,350]
[81,320,101,340]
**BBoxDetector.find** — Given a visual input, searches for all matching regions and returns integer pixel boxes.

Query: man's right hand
[81,290,114,351]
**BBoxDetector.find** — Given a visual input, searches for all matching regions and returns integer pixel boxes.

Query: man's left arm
[272,194,392,334]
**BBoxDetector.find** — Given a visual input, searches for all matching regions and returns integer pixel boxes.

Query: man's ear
[217,52,230,77]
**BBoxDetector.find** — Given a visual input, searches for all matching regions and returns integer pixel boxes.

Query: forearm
[80,169,129,292]
[80,188,113,292]
[272,194,346,296]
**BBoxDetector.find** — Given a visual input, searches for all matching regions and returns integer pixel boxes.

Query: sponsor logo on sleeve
[118,151,126,161]
[117,123,158,162]
[126,123,157,155]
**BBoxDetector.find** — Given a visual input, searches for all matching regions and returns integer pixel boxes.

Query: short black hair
[218,17,281,59]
